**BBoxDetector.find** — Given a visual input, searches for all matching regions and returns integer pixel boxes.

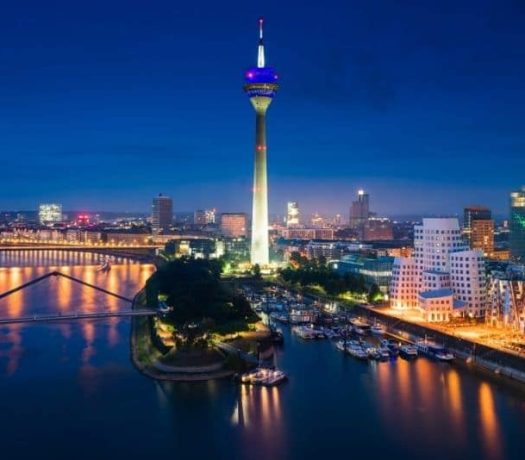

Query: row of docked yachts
[335,338,417,361]
[291,319,453,363]
[246,286,454,364]
[335,337,454,362]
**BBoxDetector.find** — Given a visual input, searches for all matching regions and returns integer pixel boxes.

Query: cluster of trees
[280,252,381,302]
[145,258,258,330]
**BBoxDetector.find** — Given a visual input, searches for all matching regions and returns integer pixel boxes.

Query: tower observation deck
[244,18,279,266]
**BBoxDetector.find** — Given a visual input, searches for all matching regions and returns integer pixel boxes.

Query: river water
[0,250,524,460]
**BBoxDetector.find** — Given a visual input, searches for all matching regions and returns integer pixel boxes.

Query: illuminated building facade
[194,209,216,225]
[390,218,487,319]
[510,187,525,262]
[390,257,418,309]
[287,201,300,227]
[244,18,279,266]
[284,228,334,240]
[362,218,394,241]
[487,266,525,332]
[220,213,247,238]
[38,203,62,225]
[335,254,394,293]
[151,194,173,234]
[349,190,369,229]
[450,250,487,317]
[464,206,494,256]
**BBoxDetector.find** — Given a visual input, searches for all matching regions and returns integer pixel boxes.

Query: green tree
[252,263,262,280]
[368,283,382,303]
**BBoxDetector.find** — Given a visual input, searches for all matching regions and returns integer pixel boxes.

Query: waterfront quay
[356,305,525,384]
[249,282,525,387]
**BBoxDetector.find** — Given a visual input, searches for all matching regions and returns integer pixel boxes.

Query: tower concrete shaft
[250,100,271,266]
[244,18,279,267]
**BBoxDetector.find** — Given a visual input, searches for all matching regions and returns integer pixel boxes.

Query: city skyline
[1,1,525,216]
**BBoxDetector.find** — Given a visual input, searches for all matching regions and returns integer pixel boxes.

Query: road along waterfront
[1,251,525,459]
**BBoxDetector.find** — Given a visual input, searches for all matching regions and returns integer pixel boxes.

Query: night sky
[1,0,524,217]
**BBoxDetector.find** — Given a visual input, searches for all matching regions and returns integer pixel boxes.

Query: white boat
[240,367,288,386]
[264,369,287,386]
[292,326,318,340]
[415,340,454,362]
[377,346,391,360]
[399,344,418,359]
[366,347,381,360]
[370,323,386,335]
[347,344,368,360]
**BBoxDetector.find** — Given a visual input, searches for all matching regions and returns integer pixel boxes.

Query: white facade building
[390,257,418,309]
[450,250,487,317]
[390,218,487,320]
[39,203,62,225]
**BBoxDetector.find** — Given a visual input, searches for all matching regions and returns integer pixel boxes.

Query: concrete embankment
[353,305,525,385]
[276,283,525,385]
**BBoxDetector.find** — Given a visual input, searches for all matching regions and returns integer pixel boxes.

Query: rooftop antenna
[257,17,265,68]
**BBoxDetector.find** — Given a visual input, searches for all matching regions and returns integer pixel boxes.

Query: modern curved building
[244,18,279,266]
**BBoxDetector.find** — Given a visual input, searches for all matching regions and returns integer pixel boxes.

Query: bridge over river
[0,266,156,324]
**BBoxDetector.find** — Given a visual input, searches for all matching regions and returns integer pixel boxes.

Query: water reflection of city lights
[0,251,150,378]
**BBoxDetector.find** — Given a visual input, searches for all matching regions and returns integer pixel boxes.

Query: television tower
[244,18,279,266]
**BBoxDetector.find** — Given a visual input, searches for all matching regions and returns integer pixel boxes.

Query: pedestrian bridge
[0,270,156,325]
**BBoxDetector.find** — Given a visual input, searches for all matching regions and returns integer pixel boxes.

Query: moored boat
[240,367,288,386]
[399,344,418,359]
[416,340,454,362]
[377,346,391,360]
[292,325,322,340]
[371,322,386,335]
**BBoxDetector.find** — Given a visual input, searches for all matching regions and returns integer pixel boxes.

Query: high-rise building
[362,218,393,241]
[464,206,494,256]
[510,187,525,262]
[287,201,300,227]
[220,213,247,238]
[151,194,173,234]
[390,218,487,320]
[194,209,216,225]
[205,209,216,224]
[39,203,62,225]
[471,219,494,257]
[349,190,370,229]
[194,210,206,225]
[244,18,279,266]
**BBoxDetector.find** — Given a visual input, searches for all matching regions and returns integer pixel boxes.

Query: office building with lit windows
[38,203,62,225]
[151,194,173,234]
[349,190,369,229]
[510,187,525,262]
[220,213,247,238]
[464,206,494,257]
[194,209,216,225]
[287,201,300,227]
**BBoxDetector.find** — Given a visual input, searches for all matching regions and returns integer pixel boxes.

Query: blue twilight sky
[1,0,524,217]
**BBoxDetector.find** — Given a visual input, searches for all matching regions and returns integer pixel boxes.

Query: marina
[1,252,525,459]
[244,285,453,367]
